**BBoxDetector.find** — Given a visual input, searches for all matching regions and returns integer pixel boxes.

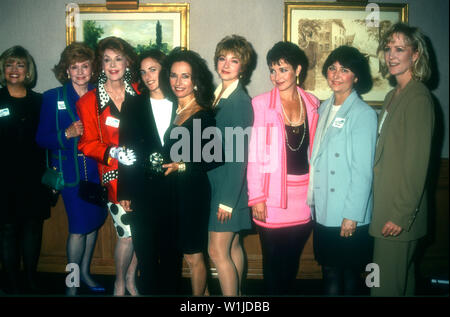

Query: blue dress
[36,83,107,234]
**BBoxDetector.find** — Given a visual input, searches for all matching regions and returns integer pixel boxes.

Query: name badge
[105,116,120,128]
[57,101,66,110]
[332,117,345,129]
[0,108,10,117]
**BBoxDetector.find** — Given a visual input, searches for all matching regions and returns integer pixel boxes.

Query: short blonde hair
[0,46,37,87]
[378,22,431,82]
[214,35,256,85]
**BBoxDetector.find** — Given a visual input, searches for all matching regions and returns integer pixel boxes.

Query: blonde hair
[378,22,431,82]
[0,46,37,87]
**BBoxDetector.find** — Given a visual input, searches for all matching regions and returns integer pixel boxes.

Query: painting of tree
[81,19,172,54]
[83,21,104,51]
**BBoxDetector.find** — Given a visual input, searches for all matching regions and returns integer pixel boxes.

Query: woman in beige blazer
[370,23,434,296]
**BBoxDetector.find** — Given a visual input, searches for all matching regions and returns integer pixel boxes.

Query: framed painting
[66,3,189,54]
[284,2,408,106]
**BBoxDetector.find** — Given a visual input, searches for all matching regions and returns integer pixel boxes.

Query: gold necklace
[176,97,196,115]
[285,123,306,152]
[281,91,304,134]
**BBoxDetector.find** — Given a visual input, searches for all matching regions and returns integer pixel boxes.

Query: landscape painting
[66,4,189,54]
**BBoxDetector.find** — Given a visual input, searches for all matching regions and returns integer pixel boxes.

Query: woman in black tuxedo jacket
[118,50,180,295]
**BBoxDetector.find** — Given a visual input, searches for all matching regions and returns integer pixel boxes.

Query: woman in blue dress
[36,43,107,296]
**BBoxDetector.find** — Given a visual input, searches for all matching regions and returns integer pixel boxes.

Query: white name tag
[0,108,10,117]
[332,117,345,128]
[57,101,66,110]
[105,116,120,128]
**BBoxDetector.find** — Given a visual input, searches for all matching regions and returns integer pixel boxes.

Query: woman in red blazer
[77,37,139,296]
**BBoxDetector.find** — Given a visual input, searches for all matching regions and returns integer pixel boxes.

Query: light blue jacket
[311,90,377,227]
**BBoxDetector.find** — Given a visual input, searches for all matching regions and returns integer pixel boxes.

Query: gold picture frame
[66,3,189,53]
[284,2,408,106]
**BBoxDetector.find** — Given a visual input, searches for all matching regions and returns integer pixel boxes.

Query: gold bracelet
[178,162,186,173]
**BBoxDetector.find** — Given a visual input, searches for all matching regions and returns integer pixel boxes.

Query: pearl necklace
[282,91,306,151]
[176,97,196,115]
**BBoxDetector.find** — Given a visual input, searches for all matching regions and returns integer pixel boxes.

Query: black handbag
[78,155,108,207]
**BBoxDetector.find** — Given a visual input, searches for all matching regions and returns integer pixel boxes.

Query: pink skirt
[253,174,311,229]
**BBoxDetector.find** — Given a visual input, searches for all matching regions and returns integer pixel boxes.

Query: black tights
[258,222,313,295]
[322,266,362,296]
[0,219,43,294]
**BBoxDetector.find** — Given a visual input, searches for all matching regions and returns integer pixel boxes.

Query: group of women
[0,22,434,297]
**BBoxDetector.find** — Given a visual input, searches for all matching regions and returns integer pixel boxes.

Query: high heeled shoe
[81,281,106,293]
[126,285,140,296]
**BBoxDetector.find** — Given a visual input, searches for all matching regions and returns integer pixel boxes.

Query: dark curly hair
[162,47,214,110]
[137,49,171,96]
[322,45,373,95]
[52,42,95,84]
[266,41,309,86]
[95,36,139,83]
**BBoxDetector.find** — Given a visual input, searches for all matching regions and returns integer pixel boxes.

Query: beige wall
[1,0,448,157]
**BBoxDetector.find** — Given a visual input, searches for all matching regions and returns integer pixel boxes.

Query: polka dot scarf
[97,80,136,111]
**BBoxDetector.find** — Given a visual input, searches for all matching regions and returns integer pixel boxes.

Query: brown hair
[214,35,256,85]
[95,36,138,82]
[52,42,95,84]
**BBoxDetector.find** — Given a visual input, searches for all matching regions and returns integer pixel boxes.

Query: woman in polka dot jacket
[77,37,140,296]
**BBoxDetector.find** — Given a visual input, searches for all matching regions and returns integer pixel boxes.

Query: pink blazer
[247,86,319,211]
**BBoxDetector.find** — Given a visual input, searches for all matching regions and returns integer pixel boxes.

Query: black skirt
[313,222,373,269]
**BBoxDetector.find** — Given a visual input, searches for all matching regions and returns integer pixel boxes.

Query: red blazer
[77,83,139,203]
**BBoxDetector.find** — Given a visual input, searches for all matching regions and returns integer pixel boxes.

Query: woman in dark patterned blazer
[207,35,255,296]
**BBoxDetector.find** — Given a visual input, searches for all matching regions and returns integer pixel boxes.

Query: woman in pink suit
[247,42,319,295]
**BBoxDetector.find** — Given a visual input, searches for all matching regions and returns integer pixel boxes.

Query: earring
[124,67,132,83]
[99,70,107,85]
[67,72,71,79]
[194,85,198,91]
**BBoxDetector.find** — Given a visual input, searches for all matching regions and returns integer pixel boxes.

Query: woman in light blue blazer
[307,46,377,295]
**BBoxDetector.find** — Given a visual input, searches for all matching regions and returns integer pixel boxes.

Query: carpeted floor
[0,271,447,297]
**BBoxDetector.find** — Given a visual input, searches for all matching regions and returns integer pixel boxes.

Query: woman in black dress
[0,46,50,294]
[161,48,218,296]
